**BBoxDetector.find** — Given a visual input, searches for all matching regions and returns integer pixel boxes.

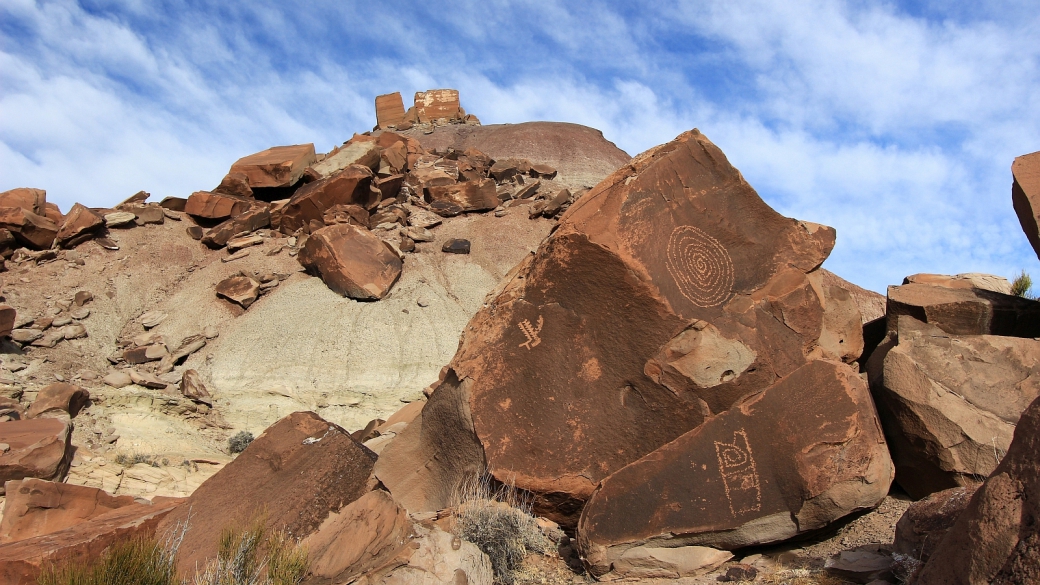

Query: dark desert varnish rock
[297,223,402,300]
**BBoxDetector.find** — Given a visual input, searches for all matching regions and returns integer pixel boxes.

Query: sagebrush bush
[114,452,169,468]
[452,474,552,585]
[228,431,254,454]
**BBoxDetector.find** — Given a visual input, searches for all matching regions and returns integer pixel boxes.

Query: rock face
[1012,149,1040,261]
[376,130,880,535]
[156,411,376,575]
[412,89,463,123]
[894,484,978,562]
[229,144,316,188]
[280,164,375,234]
[867,315,1040,498]
[0,419,72,494]
[578,360,892,573]
[0,479,137,543]
[375,92,408,129]
[913,394,1040,585]
[886,282,1040,337]
[298,224,403,300]
[903,272,1013,296]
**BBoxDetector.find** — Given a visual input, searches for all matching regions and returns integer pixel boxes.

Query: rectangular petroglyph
[714,429,762,516]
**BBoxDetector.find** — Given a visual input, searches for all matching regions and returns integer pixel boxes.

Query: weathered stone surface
[26,383,89,419]
[607,545,732,580]
[374,174,405,201]
[179,369,211,405]
[0,478,137,543]
[134,205,164,225]
[913,394,1040,585]
[215,275,260,309]
[376,92,408,129]
[323,203,369,228]
[297,223,402,300]
[54,204,104,248]
[103,211,136,227]
[867,315,1040,498]
[904,272,1013,295]
[371,524,492,585]
[1012,149,1040,261]
[280,164,376,234]
[157,411,376,576]
[894,485,978,562]
[0,498,179,585]
[426,179,498,213]
[159,196,188,211]
[0,207,58,249]
[200,203,270,248]
[0,188,46,215]
[886,282,1040,337]
[529,163,558,179]
[578,360,892,571]
[311,141,381,179]
[301,490,414,584]
[184,191,253,220]
[229,143,316,188]
[0,419,72,494]
[0,305,14,338]
[413,89,463,122]
[212,172,254,198]
[824,548,895,584]
[440,239,470,254]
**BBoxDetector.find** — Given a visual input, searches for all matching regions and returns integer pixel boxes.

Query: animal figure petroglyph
[714,429,762,516]
[666,225,735,308]
[519,315,544,350]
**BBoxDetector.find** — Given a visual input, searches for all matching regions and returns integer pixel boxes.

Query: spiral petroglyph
[665,226,735,307]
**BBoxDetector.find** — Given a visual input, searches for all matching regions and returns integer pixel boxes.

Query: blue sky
[2,1,1039,293]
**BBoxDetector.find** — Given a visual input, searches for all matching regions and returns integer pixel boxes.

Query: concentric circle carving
[665,226,734,307]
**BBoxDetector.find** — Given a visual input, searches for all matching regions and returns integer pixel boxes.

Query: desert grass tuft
[37,533,182,585]
[192,516,307,585]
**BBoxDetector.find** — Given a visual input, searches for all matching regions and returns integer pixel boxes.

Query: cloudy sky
[3,1,1039,292]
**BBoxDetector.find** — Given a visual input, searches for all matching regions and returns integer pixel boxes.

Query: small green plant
[1011,270,1033,298]
[192,517,308,585]
[228,431,254,454]
[452,474,553,585]
[114,452,169,468]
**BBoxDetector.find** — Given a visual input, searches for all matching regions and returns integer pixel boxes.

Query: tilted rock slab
[577,359,892,574]
[298,223,402,300]
[375,129,873,527]
[280,164,375,234]
[229,143,316,188]
[0,419,72,494]
[913,394,1040,585]
[867,315,1040,498]
[0,478,137,544]
[1012,149,1040,261]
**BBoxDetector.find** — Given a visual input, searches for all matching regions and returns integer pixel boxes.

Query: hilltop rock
[298,223,402,300]
[0,419,72,493]
[886,282,1040,337]
[913,394,1040,584]
[310,141,380,179]
[868,315,1040,498]
[229,144,316,188]
[184,191,253,221]
[0,479,137,543]
[375,92,408,129]
[578,360,892,572]
[280,164,376,234]
[0,188,47,216]
[1012,149,1040,261]
[54,204,104,248]
[904,272,1013,295]
[0,207,58,249]
[157,411,377,576]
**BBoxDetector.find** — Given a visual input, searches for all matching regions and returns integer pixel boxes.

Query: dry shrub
[37,520,187,585]
[452,474,553,585]
[192,517,307,585]
[228,432,254,454]
[758,564,854,585]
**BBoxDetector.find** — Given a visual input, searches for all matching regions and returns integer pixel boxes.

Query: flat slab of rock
[904,272,1013,295]
[55,204,103,248]
[0,419,72,494]
[886,282,1040,337]
[413,89,463,122]
[298,224,402,300]
[376,92,408,129]
[0,188,46,215]
[914,394,1040,584]
[867,315,1040,498]
[0,478,137,543]
[26,383,89,419]
[156,411,376,576]
[102,211,136,227]
[427,179,498,213]
[310,141,380,179]
[184,191,253,221]
[215,275,260,309]
[200,203,270,248]
[440,238,470,254]
[229,143,316,188]
[609,545,732,580]
[1012,149,1040,261]
[577,360,892,573]
[0,207,58,249]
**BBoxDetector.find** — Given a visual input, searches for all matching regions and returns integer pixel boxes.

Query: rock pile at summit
[0,92,1039,584]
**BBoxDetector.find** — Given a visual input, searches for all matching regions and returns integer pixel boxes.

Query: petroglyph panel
[665,226,735,307]
[714,429,761,516]
[518,315,544,350]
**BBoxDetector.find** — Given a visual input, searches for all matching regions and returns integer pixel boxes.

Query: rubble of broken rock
[0,93,1039,585]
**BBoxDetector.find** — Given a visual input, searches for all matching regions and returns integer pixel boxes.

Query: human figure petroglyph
[666,225,735,308]
[714,429,762,516]
[519,315,544,350]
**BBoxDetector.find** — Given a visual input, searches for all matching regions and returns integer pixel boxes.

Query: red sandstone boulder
[0,419,72,494]
[215,275,260,309]
[0,498,180,585]
[375,130,869,530]
[0,207,58,249]
[1012,149,1040,261]
[156,411,377,576]
[426,179,498,213]
[54,203,104,248]
[212,172,254,199]
[375,92,408,129]
[0,479,137,543]
[26,383,89,419]
[867,315,1040,498]
[577,360,892,572]
[280,164,375,234]
[298,223,402,300]
[184,191,253,221]
[200,202,270,248]
[0,189,46,215]
[912,394,1040,584]
[894,484,979,563]
[310,142,380,180]
[229,144,316,188]
[886,282,1040,337]
[0,305,15,338]
[412,89,463,122]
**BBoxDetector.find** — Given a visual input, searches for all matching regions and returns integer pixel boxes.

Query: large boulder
[375,92,408,129]
[867,315,1040,498]
[54,203,104,248]
[577,360,892,573]
[156,411,376,575]
[0,188,46,215]
[0,478,137,543]
[375,129,872,529]
[903,272,1013,295]
[200,202,270,248]
[426,179,499,213]
[298,223,403,300]
[0,419,73,494]
[0,207,58,249]
[1012,149,1040,261]
[26,383,89,419]
[886,282,1040,338]
[184,191,253,221]
[894,484,979,563]
[912,394,1040,584]
[309,142,380,180]
[280,164,376,234]
[228,143,316,188]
